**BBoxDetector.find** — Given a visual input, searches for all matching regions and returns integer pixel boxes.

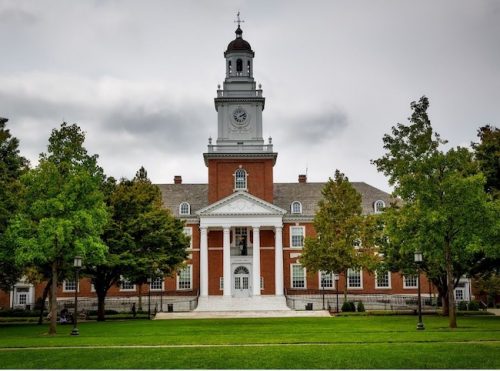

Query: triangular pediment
[196,191,287,216]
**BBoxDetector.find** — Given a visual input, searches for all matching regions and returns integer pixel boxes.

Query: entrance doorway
[233,266,251,297]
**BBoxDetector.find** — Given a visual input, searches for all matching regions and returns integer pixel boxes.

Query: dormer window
[374,200,386,214]
[234,168,247,190]
[291,201,302,214]
[179,202,190,216]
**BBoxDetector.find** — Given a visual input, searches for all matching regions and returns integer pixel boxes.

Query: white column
[275,226,284,296]
[223,227,232,297]
[200,227,208,297]
[252,226,261,296]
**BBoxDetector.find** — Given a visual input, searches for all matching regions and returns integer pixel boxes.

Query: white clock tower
[213,19,266,152]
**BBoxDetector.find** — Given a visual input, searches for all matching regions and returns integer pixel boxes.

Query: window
[260,277,264,290]
[183,227,193,249]
[290,226,305,248]
[247,60,251,74]
[179,202,190,215]
[120,277,135,291]
[228,60,232,74]
[374,200,385,214]
[319,271,334,289]
[347,268,362,288]
[220,277,224,291]
[177,265,192,290]
[375,271,391,289]
[291,264,306,289]
[403,275,418,288]
[63,280,77,292]
[455,288,464,302]
[234,169,247,190]
[150,277,163,291]
[236,58,243,73]
[291,201,302,214]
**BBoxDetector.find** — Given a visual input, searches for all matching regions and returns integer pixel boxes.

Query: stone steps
[195,295,290,312]
[155,310,330,319]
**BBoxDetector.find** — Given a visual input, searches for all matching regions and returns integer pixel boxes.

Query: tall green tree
[0,118,28,292]
[373,97,498,328]
[9,123,108,334]
[301,170,380,300]
[85,167,189,320]
[472,125,499,198]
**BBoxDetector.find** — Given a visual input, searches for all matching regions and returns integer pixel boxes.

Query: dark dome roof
[225,26,254,55]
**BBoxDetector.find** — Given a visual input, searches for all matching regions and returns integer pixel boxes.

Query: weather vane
[234,11,245,27]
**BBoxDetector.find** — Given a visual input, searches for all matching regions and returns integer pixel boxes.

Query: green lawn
[0,315,499,369]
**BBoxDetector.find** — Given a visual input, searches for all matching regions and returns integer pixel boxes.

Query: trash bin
[167,304,174,312]
[305,303,313,311]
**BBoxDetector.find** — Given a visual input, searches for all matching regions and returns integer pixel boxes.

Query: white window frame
[183,226,193,249]
[347,268,363,289]
[375,271,391,289]
[177,265,193,290]
[63,280,78,293]
[120,276,136,292]
[150,277,164,291]
[403,275,419,289]
[179,202,190,216]
[290,226,305,248]
[291,201,302,214]
[374,200,385,214]
[319,271,334,289]
[234,168,247,191]
[291,264,307,289]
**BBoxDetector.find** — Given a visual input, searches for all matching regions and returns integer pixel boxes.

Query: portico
[197,191,286,298]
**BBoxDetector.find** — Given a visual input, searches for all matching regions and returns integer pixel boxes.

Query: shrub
[457,301,468,311]
[0,309,44,317]
[357,301,365,312]
[86,309,119,316]
[341,301,356,312]
[467,301,480,311]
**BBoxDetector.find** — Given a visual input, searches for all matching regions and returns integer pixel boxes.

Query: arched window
[234,169,247,190]
[247,60,251,74]
[228,60,232,74]
[374,200,385,214]
[236,59,243,73]
[291,201,302,214]
[179,202,190,215]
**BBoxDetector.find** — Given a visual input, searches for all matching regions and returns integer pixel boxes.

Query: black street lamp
[147,277,152,320]
[414,251,425,331]
[321,277,326,310]
[71,256,82,336]
[334,273,340,313]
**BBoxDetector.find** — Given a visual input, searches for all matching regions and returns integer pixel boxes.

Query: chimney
[174,175,182,184]
[298,174,307,183]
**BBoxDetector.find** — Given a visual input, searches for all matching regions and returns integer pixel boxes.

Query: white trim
[119,276,136,292]
[149,277,164,291]
[319,271,334,289]
[347,268,363,289]
[290,263,307,289]
[375,271,392,289]
[374,200,385,214]
[233,168,248,191]
[176,264,193,291]
[179,202,191,216]
[62,280,79,293]
[289,226,305,248]
[403,275,418,289]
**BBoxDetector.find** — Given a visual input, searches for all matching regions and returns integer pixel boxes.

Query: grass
[0,315,499,369]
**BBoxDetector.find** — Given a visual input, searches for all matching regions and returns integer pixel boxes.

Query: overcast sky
[1,0,499,192]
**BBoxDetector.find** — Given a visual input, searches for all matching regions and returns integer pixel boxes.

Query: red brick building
[1,23,472,312]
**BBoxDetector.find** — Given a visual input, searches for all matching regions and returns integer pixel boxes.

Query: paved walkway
[155,310,331,320]
[488,308,500,316]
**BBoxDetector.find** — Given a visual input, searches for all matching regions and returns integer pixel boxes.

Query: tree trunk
[38,279,51,325]
[445,240,457,328]
[49,263,58,335]
[97,291,106,321]
[442,294,449,316]
[138,283,143,311]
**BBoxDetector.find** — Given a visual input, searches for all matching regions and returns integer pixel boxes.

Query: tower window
[234,168,247,190]
[236,59,243,74]
[228,60,232,75]
[247,60,251,74]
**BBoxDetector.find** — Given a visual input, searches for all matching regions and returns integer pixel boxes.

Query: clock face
[232,107,248,124]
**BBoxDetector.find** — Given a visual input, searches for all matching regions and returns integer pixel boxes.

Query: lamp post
[71,256,82,336]
[147,277,152,320]
[321,277,325,310]
[414,251,425,330]
[333,273,340,313]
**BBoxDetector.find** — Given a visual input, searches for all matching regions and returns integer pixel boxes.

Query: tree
[85,167,189,320]
[9,123,108,334]
[301,170,380,300]
[0,117,28,292]
[373,97,499,328]
[472,125,500,198]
